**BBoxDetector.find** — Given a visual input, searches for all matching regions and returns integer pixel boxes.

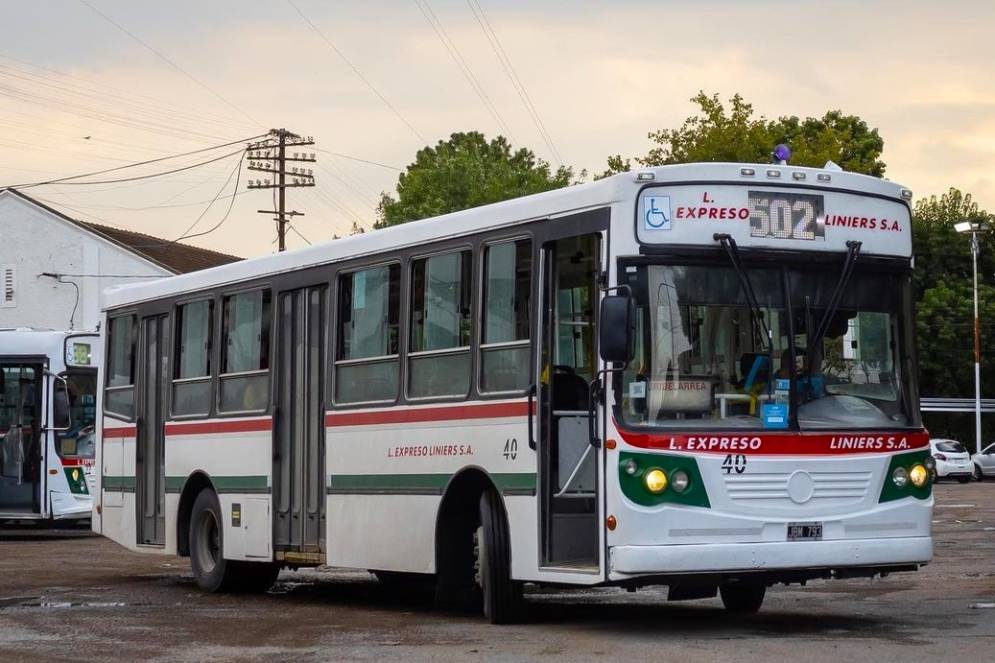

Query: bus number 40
[721,454,747,474]
[503,438,518,460]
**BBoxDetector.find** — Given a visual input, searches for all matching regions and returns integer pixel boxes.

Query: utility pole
[246,129,316,251]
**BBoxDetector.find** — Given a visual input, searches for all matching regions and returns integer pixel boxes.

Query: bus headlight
[644,468,668,494]
[909,464,929,488]
[924,456,936,471]
[892,466,909,488]
[671,470,690,494]
[623,459,638,476]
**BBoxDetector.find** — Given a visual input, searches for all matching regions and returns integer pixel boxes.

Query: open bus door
[0,360,44,517]
[535,209,609,574]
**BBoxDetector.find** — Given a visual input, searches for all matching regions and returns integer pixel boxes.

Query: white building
[0,189,241,331]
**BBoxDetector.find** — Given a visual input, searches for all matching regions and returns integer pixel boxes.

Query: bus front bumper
[609,536,932,578]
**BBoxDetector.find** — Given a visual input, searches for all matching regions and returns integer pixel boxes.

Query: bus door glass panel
[539,233,601,568]
[137,314,169,546]
[274,285,326,553]
[0,363,43,514]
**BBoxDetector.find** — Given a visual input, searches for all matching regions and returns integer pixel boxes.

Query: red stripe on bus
[616,429,930,456]
[325,401,530,427]
[164,418,273,436]
[103,426,136,437]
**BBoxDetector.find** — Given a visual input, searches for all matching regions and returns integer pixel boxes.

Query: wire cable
[287,0,424,143]
[4,137,261,188]
[413,0,514,140]
[78,0,264,128]
[314,148,402,171]
[465,0,561,165]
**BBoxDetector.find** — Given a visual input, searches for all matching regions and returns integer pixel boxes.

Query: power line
[78,0,264,128]
[171,152,245,242]
[0,53,255,131]
[287,0,425,143]
[3,136,262,188]
[465,0,562,166]
[315,148,402,171]
[413,0,514,140]
[288,223,312,246]
[168,152,246,244]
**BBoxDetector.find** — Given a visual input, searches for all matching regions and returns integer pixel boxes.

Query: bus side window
[173,299,214,416]
[480,239,531,393]
[105,314,136,420]
[219,290,271,413]
[408,250,472,399]
[335,263,401,404]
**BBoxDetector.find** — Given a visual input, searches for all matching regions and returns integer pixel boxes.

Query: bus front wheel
[476,489,523,624]
[719,582,766,614]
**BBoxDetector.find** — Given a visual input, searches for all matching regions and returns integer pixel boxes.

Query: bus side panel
[99,427,137,550]
[164,422,273,562]
[324,406,535,575]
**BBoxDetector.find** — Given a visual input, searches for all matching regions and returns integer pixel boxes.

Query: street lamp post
[955,220,990,455]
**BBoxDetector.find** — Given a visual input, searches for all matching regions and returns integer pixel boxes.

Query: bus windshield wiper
[714,233,772,354]
[808,240,862,369]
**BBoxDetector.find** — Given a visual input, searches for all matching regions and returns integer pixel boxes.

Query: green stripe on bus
[164,475,269,493]
[328,472,535,494]
[102,475,135,491]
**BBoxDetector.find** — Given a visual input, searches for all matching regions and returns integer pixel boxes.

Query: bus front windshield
[56,370,97,460]
[618,261,917,431]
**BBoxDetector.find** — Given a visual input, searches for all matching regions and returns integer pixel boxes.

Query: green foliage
[376,131,573,228]
[912,188,995,442]
[598,92,885,178]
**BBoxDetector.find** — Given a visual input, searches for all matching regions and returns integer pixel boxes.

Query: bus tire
[238,561,281,593]
[720,582,766,614]
[189,488,238,593]
[477,489,523,624]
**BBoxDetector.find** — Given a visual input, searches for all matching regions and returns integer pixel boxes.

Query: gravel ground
[1,482,994,662]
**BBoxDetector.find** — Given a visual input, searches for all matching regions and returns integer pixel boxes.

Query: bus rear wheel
[475,489,523,624]
[719,582,766,614]
[189,488,279,593]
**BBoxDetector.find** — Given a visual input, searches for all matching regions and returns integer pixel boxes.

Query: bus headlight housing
[671,470,690,494]
[644,468,668,494]
[909,464,929,488]
[892,466,909,488]
[924,456,936,471]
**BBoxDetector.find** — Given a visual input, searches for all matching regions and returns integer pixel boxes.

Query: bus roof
[102,162,911,310]
[0,329,98,360]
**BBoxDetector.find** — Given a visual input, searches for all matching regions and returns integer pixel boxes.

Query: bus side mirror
[48,371,73,432]
[599,294,636,366]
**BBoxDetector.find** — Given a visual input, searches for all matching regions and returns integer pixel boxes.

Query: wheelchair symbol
[644,197,671,230]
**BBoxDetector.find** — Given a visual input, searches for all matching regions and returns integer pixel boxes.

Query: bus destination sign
[748,191,824,241]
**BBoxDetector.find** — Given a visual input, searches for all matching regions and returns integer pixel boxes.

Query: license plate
[787,522,823,541]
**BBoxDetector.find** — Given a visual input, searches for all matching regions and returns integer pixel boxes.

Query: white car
[930,439,973,483]
[971,442,995,481]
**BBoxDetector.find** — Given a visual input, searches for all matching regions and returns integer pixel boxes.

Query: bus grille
[723,470,872,504]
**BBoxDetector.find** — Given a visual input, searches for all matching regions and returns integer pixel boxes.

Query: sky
[0,0,993,258]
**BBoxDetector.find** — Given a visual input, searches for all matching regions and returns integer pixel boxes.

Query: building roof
[0,188,242,274]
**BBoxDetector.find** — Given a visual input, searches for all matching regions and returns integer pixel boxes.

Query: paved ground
[2,482,994,662]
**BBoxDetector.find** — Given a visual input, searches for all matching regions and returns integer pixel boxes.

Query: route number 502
[748,191,825,241]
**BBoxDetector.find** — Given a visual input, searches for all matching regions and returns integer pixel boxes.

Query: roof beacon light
[772,144,791,165]
[635,171,656,182]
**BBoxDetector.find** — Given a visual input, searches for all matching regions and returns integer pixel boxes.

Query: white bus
[1,330,99,523]
[94,162,932,621]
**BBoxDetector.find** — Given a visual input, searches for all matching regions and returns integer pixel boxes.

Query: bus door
[137,314,169,546]
[273,285,327,562]
[536,211,607,571]
[0,360,44,516]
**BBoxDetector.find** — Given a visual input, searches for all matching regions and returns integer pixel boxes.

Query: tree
[599,92,885,177]
[376,132,573,228]
[912,189,995,441]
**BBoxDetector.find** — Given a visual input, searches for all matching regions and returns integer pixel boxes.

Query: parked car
[930,439,973,483]
[971,443,995,481]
